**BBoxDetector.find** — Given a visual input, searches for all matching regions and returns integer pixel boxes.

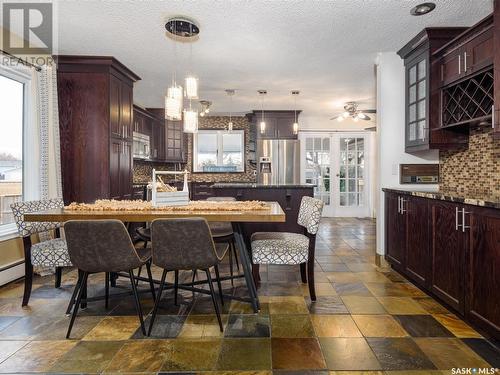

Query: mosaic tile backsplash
[133,115,257,184]
[439,127,500,199]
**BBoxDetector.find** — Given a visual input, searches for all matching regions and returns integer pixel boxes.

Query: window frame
[0,64,36,240]
[192,129,245,173]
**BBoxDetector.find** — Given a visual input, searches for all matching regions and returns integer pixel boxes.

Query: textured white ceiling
[52,0,492,126]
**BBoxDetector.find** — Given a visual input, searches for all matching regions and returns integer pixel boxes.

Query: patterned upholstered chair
[251,196,324,300]
[11,198,72,306]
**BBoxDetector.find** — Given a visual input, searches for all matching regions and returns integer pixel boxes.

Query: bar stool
[148,218,228,334]
[251,196,324,300]
[206,197,240,285]
[64,220,156,338]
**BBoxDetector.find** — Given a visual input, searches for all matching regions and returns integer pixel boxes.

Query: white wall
[375,52,439,255]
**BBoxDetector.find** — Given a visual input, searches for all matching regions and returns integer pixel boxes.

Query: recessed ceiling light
[410,2,436,16]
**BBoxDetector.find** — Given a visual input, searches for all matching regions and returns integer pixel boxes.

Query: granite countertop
[382,187,500,209]
[212,183,316,189]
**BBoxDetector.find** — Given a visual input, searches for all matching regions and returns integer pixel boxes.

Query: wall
[133,115,257,184]
[375,52,439,255]
[440,127,500,199]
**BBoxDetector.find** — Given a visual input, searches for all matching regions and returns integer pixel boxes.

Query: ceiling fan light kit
[410,2,436,16]
[332,101,376,123]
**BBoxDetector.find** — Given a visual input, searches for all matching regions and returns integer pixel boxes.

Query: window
[0,70,27,235]
[193,130,244,172]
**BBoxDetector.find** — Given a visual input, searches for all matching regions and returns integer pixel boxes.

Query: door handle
[464,52,467,72]
[400,198,406,214]
[462,209,470,232]
[492,105,495,129]
[458,54,461,75]
[397,196,401,214]
[455,206,460,231]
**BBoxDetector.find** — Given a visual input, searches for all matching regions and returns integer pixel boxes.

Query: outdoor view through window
[0,75,23,226]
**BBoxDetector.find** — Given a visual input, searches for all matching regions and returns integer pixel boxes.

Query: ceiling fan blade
[357,113,371,121]
[361,109,376,113]
[364,126,376,131]
[330,115,341,120]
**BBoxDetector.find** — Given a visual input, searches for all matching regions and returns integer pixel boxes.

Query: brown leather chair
[148,218,228,335]
[64,220,155,338]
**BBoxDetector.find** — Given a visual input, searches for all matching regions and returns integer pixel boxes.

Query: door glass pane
[418,120,426,140]
[340,193,347,206]
[418,59,426,79]
[339,178,346,192]
[409,123,416,141]
[322,138,330,151]
[418,100,426,120]
[409,66,417,84]
[357,165,364,178]
[418,80,426,100]
[348,193,357,205]
[409,104,416,122]
[348,179,356,192]
[348,152,356,165]
[314,138,321,149]
[304,136,331,208]
[409,85,416,103]
[348,166,355,178]
[357,151,364,165]
[338,137,365,208]
[339,165,346,178]
[305,138,313,151]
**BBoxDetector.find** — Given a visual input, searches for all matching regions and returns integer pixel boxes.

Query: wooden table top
[23,201,286,223]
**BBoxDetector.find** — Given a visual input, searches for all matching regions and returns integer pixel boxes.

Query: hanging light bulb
[165,85,183,120]
[185,76,198,99]
[183,108,198,133]
[258,90,267,134]
[291,90,300,135]
[343,111,350,118]
[337,116,344,122]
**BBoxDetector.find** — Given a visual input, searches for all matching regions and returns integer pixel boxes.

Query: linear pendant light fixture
[226,89,235,132]
[258,90,267,134]
[291,90,299,135]
[165,18,183,120]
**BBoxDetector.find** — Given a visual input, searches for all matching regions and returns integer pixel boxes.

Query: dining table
[23,200,286,312]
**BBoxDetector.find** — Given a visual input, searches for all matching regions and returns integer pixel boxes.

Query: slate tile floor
[0,218,498,374]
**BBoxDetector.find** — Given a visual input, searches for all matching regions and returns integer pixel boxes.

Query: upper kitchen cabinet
[494,1,500,138]
[435,16,494,131]
[398,28,468,153]
[248,110,300,139]
[57,55,140,204]
[146,108,185,163]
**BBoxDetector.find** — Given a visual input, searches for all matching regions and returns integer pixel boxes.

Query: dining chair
[250,196,324,300]
[10,198,72,307]
[148,218,228,335]
[64,219,156,338]
[206,196,240,285]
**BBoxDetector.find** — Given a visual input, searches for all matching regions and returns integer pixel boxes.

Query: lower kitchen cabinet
[110,139,132,200]
[467,207,500,337]
[430,200,466,314]
[384,190,499,340]
[405,196,431,287]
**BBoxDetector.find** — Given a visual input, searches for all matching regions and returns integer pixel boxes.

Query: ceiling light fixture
[410,2,436,16]
[258,90,267,134]
[183,108,198,133]
[291,90,300,135]
[226,89,235,132]
[165,18,183,120]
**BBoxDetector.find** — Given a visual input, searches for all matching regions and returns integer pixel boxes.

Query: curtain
[30,64,63,275]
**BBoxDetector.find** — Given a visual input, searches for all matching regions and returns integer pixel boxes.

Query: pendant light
[183,20,199,132]
[258,90,267,134]
[291,90,299,135]
[165,19,183,120]
[184,23,199,99]
[226,89,235,132]
[183,108,198,133]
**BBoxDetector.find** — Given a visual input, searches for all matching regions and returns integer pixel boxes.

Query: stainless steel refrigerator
[257,139,300,185]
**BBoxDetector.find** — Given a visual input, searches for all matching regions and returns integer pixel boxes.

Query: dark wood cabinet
[385,193,406,270]
[398,28,468,152]
[57,56,140,204]
[405,197,431,287]
[248,110,300,139]
[146,108,185,163]
[384,190,499,339]
[166,120,184,162]
[467,207,500,338]
[430,201,466,313]
[494,0,500,138]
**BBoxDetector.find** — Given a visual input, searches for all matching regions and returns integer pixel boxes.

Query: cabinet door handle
[455,206,460,231]
[397,196,401,214]
[492,105,495,129]
[400,198,406,214]
[462,209,470,232]
[458,54,461,75]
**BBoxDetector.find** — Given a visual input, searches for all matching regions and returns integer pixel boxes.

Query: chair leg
[145,261,156,300]
[148,269,167,336]
[228,245,234,287]
[128,270,146,336]
[22,262,33,307]
[300,263,307,283]
[252,264,260,288]
[205,269,223,332]
[55,267,62,288]
[105,272,110,309]
[213,265,224,306]
[191,269,197,298]
[174,270,179,306]
[66,271,88,339]
[65,270,82,315]
[307,259,316,301]
[143,240,148,249]
[231,239,240,271]
[135,266,142,287]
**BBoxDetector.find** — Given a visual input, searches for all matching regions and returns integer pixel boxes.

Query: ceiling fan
[330,102,376,122]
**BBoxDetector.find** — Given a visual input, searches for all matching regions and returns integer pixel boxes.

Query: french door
[300,132,371,217]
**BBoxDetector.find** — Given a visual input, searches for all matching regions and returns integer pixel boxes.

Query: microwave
[133,132,150,160]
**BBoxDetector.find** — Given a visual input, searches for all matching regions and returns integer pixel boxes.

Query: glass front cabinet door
[405,51,429,150]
